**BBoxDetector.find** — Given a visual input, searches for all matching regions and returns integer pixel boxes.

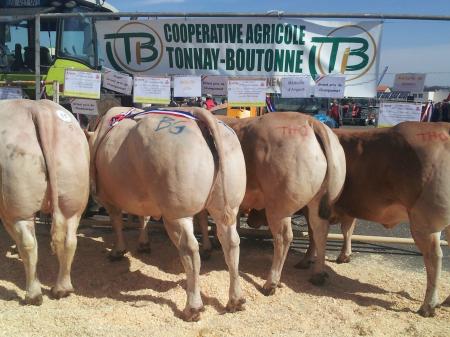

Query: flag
[266,96,276,112]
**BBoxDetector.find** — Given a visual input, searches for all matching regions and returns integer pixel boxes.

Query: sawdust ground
[0,225,449,337]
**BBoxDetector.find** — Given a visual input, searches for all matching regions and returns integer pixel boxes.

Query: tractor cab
[0,0,116,98]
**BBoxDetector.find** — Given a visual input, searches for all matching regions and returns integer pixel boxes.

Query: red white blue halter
[109,108,199,127]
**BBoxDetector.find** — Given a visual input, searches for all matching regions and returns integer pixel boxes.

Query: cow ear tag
[57,110,72,123]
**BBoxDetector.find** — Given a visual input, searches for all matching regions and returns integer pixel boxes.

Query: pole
[39,12,450,21]
[53,81,59,104]
[34,14,41,100]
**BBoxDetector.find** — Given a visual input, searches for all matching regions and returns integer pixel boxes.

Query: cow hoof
[261,283,277,296]
[226,297,246,313]
[24,294,43,306]
[295,259,314,270]
[200,249,212,261]
[183,306,205,322]
[309,272,329,286]
[418,305,436,317]
[51,287,73,299]
[442,296,450,306]
[108,250,127,261]
[336,254,351,264]
[137,242,151,254]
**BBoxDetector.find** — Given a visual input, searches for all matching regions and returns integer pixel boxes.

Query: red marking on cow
[416,131,449,142]
[275,125,309,137]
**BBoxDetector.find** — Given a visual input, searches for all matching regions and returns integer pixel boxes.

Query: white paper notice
[227,79,267,107]
[281,77,312,98]
[70,99,99,116]
[201,76,227,96]
[173,76,202,98]
[378,102,422,127]
[0,87,22,99]
[314,75,345,98]
[103,67,133,95]
[393,73,426,93]
[64,69,101,99]
[133,76,171,104]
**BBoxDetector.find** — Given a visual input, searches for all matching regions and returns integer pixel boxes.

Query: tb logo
[309,25,377,82]
[104,22,163,73]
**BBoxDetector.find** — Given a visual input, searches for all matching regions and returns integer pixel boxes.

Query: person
[431,102,441,122]
[221,97,228,105]
[351,102,361,118]
[203,94,216,110]
[442,99,449,122]
[328,100,340,127]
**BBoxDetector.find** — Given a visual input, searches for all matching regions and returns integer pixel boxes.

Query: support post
[53,81,59,104]
[34,14,41,100]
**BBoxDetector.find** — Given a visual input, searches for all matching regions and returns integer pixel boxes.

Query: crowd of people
[168,94,227,110]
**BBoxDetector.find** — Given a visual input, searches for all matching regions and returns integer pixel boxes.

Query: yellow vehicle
[0,0,116,99]
[227,105,258,118]
[211,103,259,118]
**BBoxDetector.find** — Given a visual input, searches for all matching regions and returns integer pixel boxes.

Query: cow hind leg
[336,217,356,264]
[263,214,293,295]
[410,223,442,317]
[307,199,330,286]
[213,217,245,312]
[105,205,127,260]
[6,219,42,305]
[296,210,316,269]
[164,217,203,322]
[50,214,80,299]
[137,216,151,253]
[195,210,213,260]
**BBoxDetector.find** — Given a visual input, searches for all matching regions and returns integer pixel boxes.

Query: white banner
[227,79,266,107]
[314,75,346,98]
[378,102,422,127]
[64,69,101,99]
[202,75,228,96]
[103,67,133,95]
[96,19,383,97]
[393,73,426,93]
[133,76,171,104]
[173,76,202,97]
[70,99,99,116]
[281,76,312,98]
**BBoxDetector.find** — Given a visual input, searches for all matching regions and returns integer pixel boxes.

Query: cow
[299,122,450,317]
[86,106,246,321]
[0,99,90,305]
[198,112,346,295]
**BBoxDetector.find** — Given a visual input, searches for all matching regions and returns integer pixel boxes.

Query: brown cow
[87,106,246,321]
[199,112,346,294]
[301,122,450,317]
[0,99,90,305]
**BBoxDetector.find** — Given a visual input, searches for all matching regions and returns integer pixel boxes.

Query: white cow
[0,99,89,305]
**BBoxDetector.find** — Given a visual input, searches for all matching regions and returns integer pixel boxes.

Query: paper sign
[173,76,202,98]
[64,69,101,99]
[0,86,22,99]
[103,67,133,95]
[227,79,267,107]
[393,73,426,93]
[314,75,345,98]
[70,99,99,116]
[378,102,422,127]
[133,76,171,104]
[201,76,228,96]
[281,77,312,98]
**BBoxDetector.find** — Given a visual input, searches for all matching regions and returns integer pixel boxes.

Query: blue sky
[107,0,450,86]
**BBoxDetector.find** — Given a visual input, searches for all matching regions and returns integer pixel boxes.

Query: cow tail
[192,108,235,225]
[32,101,61,224]
[311,119,338,220]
